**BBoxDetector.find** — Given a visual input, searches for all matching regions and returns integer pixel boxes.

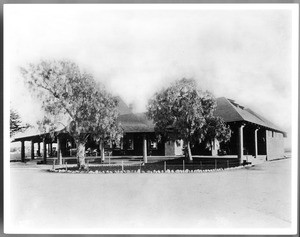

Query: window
[175,140,182,147]
[112,140,122,149]
[150,140,158,149]
[67,141,72,148]
[127,138,134,150]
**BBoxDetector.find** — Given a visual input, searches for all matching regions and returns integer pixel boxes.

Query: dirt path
[7,159,292,234]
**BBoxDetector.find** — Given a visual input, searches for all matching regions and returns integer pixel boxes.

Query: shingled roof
[115,96,133,115]
[214,97,286,135]
[118,113,154,133]
[119,97,286,135]
[12,96,286,142]
[115,97,154,133]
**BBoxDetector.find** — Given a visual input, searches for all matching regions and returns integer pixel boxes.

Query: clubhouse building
[12,97,286,165]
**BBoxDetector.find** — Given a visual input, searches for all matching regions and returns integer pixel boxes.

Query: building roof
[12,131,57,142]
[12,96,286,142]
[115,97,155,133]
[214,97,286,135]
[115,96,133,115]
[118,97,286,135]
[117,113,154,133]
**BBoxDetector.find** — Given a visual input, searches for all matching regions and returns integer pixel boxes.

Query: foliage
[36,116,60,141]
[10,109,31,137]
[202,116,232,146]
[21,60,122,168]
[147,78,231,161]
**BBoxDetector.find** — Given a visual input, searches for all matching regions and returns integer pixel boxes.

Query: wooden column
[37,142,41,157]
[47,144,50,156]
[265,130,268,161]
[43,138,47,164]
[57,137,62,165]
[143,134,147,163]
[238,124,245,164]
[211,139,218,156]
[254,128,259,158]
[50,142,53,157]
[100,140,105,162]
[21,141,25,162]
[31,140,34,160]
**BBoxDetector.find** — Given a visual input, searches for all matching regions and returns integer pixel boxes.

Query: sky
[5,4,297,148]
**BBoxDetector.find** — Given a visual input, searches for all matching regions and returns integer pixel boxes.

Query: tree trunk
[100,140,105,163]
[76,141,87,170]
[186,141,193,163]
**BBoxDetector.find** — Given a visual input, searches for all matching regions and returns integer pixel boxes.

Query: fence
[59,158,243,172]
[139,159,242,172]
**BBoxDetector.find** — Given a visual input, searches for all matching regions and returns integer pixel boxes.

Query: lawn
[7,158,292,234]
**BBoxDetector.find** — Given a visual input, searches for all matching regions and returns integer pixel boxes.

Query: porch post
[211,139,219,156]
[47,144,50,156]
[31,140,34,160]
[21,141,25,162]
[50,142,53,157]
[57,136,62,165]
[43,138,47,164]
[37,142,41,157]
[143,134,147,163]
[238,124,245,164]
[254,128,259,158]
[100,140,105,162]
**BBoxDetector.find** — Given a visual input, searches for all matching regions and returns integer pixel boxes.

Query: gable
[214,97,286,135]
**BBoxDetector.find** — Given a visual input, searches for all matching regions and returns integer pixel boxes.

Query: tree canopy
[147,78,231,162]
[21,60,122,169]
[10,109,31,137]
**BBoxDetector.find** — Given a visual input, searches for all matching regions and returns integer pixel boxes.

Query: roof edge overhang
[227,120,287,137]
[11,128,67,143]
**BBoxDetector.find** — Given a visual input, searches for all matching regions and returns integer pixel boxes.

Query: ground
[7,158,292,234]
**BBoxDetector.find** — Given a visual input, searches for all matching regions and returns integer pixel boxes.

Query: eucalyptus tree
[21,60,122,169]
[147,78,231,163]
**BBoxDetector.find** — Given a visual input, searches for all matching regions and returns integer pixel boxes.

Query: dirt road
[7,159,292,234]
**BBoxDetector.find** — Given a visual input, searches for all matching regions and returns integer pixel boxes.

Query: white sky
[5,4,297,147]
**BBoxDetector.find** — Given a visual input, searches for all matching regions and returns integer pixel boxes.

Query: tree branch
[37,82,75,120]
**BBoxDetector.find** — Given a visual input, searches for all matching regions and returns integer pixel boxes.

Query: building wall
[111,133,165,156]
[165,141,175,156]
[165,140,183,156]
[266,130,284,160]
[211,139,220,156]
[174,140,183,155]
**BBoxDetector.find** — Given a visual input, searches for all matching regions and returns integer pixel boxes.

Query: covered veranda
[12,132,67,165]
[11,131,151,165]
[192,121,269,164]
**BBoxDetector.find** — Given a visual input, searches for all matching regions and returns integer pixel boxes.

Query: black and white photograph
[4,3,298,235]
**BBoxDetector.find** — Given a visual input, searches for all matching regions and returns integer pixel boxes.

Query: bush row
[49,164,253,174]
